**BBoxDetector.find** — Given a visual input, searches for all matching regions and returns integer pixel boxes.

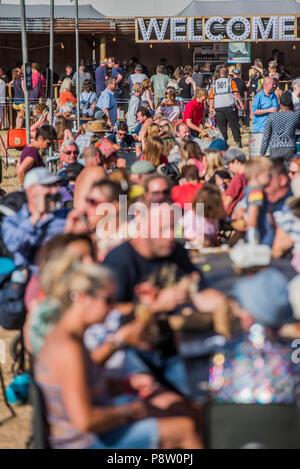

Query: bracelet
[106,331,125,351]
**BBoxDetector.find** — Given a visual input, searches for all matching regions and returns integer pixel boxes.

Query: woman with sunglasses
[32,252,202,449]
[155,87,184,124]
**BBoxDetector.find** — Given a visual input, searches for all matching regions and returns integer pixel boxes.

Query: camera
[46,193,62,212]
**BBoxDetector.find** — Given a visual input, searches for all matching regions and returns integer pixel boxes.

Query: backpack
[0,191,29,330]
[0,191,27,258]
[28,74,42,104]
[159,162,181,183]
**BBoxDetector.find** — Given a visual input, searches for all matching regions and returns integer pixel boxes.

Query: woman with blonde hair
[203,149,223,182]
[142,79,154,110]
[12,68,25,128]
[141,135,168,167]
[59,78,77,108]
[31,251,202,449]
[145,122,160,141]
[156,88,184,124]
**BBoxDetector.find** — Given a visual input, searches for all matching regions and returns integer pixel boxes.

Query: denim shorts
[87,418,159,449]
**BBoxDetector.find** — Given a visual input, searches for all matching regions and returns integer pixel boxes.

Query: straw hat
[86,120,108,133]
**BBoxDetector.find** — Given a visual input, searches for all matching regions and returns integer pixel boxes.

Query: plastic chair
[204,402,300,449]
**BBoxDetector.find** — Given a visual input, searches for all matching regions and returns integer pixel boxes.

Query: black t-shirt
[248,75,262,95]
[103,241,203,303]
[232,77,247,96]
[107,132,135,148]
[59,72,73,83]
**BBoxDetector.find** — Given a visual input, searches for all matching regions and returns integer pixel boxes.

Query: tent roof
[0,4,105,19]
[178,0,300,16]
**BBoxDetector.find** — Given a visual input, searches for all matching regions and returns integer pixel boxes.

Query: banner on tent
[135,16,300,42]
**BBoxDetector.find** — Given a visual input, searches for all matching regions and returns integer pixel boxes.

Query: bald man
[74,146,105,210]
[251,77,279,133]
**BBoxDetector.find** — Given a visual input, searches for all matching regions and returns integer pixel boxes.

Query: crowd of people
[1,52,300,449]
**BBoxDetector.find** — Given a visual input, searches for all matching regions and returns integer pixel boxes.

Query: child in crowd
[244,157,273,246]
[182,184,226,248]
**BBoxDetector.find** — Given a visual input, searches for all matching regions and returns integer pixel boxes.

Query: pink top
[32,72,46,97]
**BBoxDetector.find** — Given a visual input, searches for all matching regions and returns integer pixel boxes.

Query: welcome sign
[135,16,300,42]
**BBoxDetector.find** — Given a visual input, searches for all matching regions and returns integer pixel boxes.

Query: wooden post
[100,36,106,64]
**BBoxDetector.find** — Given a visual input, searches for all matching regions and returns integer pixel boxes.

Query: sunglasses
[64,150,79,156]
[118,132,127,137]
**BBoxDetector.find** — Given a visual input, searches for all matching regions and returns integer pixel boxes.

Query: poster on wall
[227,42,251,63]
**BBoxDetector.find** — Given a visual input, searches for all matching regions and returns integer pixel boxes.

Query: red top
[60,91,77,107]
[183,100,204,127]
[140,154,168,166]
[225,173,247,214]
[172,182,203,209]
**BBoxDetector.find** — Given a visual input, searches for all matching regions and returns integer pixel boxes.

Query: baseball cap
[233,268,292,328]
[223,147,246,164]
[131,161,155,175]
[209,139,229,151]
[232,68,242,75]
[24,167,63,190]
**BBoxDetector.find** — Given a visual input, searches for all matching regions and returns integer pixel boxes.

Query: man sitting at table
[107,122,135,149]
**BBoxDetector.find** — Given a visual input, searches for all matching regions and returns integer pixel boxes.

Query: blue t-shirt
[252,90,279,133]
[95,65,108,95]
[111,66,124,89]
[96,89,117,125]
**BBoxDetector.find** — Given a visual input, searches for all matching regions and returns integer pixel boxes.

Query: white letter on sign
[279,16,295,40]
[138,18,169,41]
[204,17,225,41]
[188,18,203,41]
[170,18,187,41]
[226,17,251,41]
[252,17,278,40]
